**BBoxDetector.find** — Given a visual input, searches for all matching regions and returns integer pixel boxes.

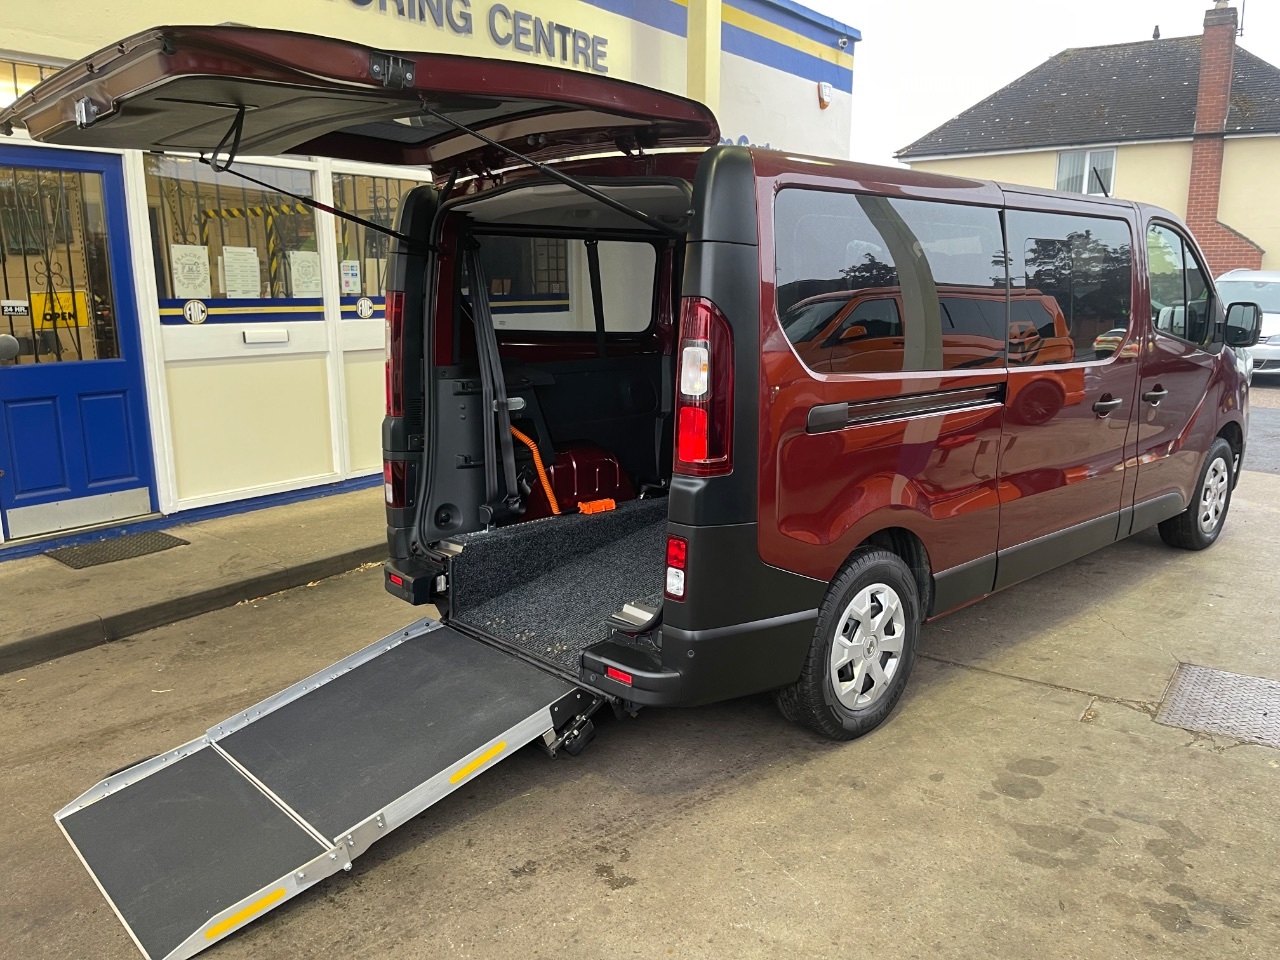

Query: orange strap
[509,426,559,515]
[578,498,616,515]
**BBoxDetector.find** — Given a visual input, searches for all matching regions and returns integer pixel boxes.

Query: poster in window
[340,260,361,295]
[222,246,261,299]
[288,250,323,297]
[170,244,212,299]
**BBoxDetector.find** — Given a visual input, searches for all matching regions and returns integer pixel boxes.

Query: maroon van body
[1,26,1256,742]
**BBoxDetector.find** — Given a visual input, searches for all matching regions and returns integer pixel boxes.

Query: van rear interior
[427,178,694,671]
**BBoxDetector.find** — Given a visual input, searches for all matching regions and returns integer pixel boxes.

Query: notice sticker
[340,260,361,295]
[1,300,30,317]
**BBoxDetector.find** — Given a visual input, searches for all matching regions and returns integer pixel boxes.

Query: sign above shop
[345,0,609,73]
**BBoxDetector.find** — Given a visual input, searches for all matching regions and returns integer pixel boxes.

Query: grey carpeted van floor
[450,498,667,670]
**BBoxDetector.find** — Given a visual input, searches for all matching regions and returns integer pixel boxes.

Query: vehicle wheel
[1158,438,1234,550]
[775,548,920,741]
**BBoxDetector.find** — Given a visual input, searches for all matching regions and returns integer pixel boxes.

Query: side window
[1147,224,1216,348]
[1006,210,1133,364]
[775,189,1006,374]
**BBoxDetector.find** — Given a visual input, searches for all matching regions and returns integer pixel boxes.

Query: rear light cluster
[384,290,406,418]
[674,297,733,476]
[665,534,688,601]
[384,460,409,508]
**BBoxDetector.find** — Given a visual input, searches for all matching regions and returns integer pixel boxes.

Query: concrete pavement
[2,470,1279,957]
[0,486,385,674]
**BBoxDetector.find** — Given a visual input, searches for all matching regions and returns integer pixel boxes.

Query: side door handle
[1092,395,1124,416]
[1143,386,1169,404]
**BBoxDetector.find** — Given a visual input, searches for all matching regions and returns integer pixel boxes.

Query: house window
[1056,149,1115,196]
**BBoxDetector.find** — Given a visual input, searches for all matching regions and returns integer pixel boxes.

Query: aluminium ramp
[56,619,581,960]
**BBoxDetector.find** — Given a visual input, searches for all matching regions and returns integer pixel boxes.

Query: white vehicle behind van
[1218,270,1280,376]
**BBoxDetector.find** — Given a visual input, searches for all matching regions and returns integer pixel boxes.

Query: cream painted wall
[343,351,385,473]
[1113,141,1191,217]
[908,152,1058,188]
[166,356,335,500]
[718,52,852,159]
[1220,136,1280,271]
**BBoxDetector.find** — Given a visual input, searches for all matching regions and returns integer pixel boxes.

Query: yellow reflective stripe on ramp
[450,742,507,784]
[205,888,287,940]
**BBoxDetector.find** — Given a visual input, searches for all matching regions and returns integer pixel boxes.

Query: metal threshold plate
[1156,663,1280,747]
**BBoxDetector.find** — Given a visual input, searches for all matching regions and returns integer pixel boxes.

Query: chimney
[1185,2,1263,273]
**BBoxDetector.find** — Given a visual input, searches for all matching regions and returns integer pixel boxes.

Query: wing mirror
[0,333,20,362]
[1225,301,1263,348]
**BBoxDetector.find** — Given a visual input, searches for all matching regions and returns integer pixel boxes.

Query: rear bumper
[580,610,818,706]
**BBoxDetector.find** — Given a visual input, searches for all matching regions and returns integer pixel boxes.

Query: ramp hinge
[370,52,415,88]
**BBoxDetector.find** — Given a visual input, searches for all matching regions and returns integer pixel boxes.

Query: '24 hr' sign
[345,0,610,74]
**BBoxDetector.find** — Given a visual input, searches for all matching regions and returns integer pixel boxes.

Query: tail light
[675,297,733,476]
[384,460,409,508]
[665,534,688,601]
[385,290,405,417]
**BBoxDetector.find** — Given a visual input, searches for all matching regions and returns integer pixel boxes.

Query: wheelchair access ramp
[56,619,586,960]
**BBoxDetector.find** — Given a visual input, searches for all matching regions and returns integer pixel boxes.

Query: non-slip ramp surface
[218,626,574,841]
[59,745,325,960]
[55,620,579,960]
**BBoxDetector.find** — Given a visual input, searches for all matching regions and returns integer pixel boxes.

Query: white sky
[800,0,1280,166]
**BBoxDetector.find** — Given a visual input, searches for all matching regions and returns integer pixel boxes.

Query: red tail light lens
[674,297,733,476]
[665,534,688,601]
[385,291,405,417]
[384,460,408,508]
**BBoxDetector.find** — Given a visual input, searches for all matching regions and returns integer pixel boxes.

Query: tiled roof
[897,36,1280,159]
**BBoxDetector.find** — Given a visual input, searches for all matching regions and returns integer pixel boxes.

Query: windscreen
[1218,280,1280,314]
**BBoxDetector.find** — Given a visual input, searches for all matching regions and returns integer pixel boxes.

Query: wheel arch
[857,527,933,621]
[1216,418,1244,483]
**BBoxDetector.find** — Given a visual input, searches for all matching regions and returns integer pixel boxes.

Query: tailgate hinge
[370,52,415,89]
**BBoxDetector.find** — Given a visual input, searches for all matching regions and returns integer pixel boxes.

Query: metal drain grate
[46,531,189,569]
[1156,663,1280,748]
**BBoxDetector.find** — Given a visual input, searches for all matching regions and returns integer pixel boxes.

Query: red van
[4,26,1264,744]
[4,27,1269,958]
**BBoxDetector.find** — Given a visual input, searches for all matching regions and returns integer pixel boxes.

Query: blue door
[0,145,155,540]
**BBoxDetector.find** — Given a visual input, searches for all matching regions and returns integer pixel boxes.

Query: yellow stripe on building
[670,0,854,68]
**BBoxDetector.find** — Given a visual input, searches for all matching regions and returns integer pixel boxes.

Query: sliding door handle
[1092,395,1124,415]
[1143,386,1169,404]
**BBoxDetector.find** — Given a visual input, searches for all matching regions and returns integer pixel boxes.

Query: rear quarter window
[774,189,1007,374]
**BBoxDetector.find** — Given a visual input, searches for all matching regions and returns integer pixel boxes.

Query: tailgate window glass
[331,173,424,302]
[775,189,1006,374]
[145,157,318,305]
[472,236,656,334]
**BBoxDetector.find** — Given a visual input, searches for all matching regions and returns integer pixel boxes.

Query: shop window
[144,157,318,304]
[330,172,425,300]
[775,189,1006,373]
[0,165,119,365]
[1056,148,1115,196]
[1005,210,1133,364]
[0,56,58,111]
[469,235,655,334]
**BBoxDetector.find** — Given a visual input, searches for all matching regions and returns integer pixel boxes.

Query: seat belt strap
[466,244,521,516]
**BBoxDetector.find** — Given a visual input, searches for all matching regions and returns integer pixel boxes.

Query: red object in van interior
[522,443,636,521]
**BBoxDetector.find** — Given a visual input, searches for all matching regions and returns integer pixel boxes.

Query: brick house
[897,1,1280,275]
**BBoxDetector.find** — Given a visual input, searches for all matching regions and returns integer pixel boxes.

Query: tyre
[1158,437,1234,550]
[775,547,920,741]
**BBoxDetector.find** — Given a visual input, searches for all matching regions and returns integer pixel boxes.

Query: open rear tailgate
[0,26,719,176]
